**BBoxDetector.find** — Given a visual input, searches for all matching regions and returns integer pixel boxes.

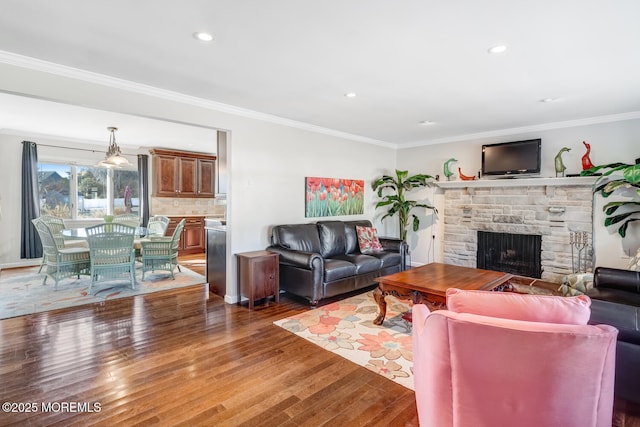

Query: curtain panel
[138,154,150,227]
[21,141,42,259]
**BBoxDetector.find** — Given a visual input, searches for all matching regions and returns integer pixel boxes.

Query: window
[38,163,139,219]
[114,169,139,215]
[76,166,107,218]
[38,164,72,218]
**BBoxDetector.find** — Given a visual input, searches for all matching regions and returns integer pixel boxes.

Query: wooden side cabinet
[236,250,279,310]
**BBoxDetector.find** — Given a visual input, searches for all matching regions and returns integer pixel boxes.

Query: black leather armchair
[586,267,640,403]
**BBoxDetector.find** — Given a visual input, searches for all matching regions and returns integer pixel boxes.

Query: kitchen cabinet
[151,149,216,198]
[166,216,205,255]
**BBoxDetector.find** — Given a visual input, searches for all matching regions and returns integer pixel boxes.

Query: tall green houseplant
[371,169,437,241]
[582,162,640,238]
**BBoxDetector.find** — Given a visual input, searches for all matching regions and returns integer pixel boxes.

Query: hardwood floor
[0,259,417,426]
[0,255,638,426]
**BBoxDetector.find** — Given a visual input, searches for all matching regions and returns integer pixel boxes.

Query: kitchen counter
[205,218,227,229]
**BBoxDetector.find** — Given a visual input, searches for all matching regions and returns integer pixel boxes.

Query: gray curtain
[21,141,42,259]
[138,154,150,226]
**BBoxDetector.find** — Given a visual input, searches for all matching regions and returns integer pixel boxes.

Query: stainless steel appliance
[205,219,226,295]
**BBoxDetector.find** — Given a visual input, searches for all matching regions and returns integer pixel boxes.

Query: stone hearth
[436,177,595,283]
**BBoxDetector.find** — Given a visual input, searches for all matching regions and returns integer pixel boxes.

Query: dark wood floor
[0,256,638,426]
[0,261,417,426]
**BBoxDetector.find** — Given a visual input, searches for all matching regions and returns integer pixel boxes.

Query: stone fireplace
[437,177,595,283]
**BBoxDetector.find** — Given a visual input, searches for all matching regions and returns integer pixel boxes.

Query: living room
[1,2,640,425]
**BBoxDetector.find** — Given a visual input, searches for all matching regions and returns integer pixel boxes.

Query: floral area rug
[274,291,414,390]
[0,264,206,320]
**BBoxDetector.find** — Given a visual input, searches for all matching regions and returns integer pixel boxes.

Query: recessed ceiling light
[193,32,214,42]
[344,92,357,98]
[488,45,508,54]
[540,97,561,103]
[419,120,435,126]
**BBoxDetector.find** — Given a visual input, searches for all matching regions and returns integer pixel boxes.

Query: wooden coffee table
[373,262,513,325]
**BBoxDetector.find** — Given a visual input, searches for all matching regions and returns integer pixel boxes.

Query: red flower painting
[305,176,364,217]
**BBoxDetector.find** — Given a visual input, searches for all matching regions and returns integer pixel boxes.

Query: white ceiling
[0,92,219,152]
[0,0,639,149]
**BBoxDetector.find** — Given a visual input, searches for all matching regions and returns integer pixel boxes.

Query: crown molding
[0,50,395,149]
[403,111,640,148]
[3,50,638,152]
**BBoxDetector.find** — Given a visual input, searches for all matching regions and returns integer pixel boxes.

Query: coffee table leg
[373,286,387,325]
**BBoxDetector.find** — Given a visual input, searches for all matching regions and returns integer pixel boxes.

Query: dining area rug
[274,291,414,390]
[0,264,206,320]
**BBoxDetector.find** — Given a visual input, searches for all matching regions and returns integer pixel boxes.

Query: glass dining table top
[62,227,147,239]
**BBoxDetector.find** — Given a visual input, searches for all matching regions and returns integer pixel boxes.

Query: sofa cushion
[272,224,321,254]
[446,288,592,325]
[589,299,640,345]
[356,226,383,254]
[324,259,357,282]
[344,220,373,254]
[588,288,640,307]
[317,221,347,258]
[333,254,382,274]
[366,251,402,268]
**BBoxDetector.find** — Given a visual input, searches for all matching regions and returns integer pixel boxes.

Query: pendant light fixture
[99,126,130,168]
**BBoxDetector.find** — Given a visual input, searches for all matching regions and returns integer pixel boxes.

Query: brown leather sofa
[586,266,640,404]
[266,220,406,305]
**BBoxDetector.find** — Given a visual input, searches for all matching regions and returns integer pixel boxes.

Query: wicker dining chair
[32,218,91,289]
[133,215,170,259]
[35,215,65,272]
[113,213,140,228]
[85,223,137,293]
[147,215,170,237]
[140,219,185,280]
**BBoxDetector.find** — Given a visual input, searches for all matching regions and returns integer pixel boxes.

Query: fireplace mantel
[435,176,596,190]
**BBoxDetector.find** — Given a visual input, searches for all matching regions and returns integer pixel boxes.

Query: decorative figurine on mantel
[581,141,594,171]
[458,167,477,181]
[443,158,457,181]
[554,147,571,177]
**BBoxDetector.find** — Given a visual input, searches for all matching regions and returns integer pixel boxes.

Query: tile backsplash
[151,197,226,217]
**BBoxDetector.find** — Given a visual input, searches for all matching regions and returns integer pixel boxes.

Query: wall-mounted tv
[481,139,541,177]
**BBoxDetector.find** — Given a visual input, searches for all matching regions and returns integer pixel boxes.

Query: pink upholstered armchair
[412,289,618,427]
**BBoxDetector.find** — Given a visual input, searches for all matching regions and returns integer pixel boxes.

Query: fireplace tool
[569,231,590,273]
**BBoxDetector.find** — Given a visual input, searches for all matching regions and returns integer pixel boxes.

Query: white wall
[0,134,23,267]
[397,119,640,269]
[222,119,398,302]
[0,62,399,302]
[3,59,639,293]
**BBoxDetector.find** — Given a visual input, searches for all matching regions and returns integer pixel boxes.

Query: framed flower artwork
[305,177,364,217]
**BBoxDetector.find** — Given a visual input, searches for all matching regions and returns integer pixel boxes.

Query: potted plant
[582,161,640,238]
[371,169,437,241]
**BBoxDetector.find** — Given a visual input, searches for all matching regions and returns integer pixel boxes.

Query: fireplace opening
[477,231,542,278]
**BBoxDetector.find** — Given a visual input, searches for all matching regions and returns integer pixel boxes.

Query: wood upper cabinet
[151,149,216,198]
[196,158,215,197]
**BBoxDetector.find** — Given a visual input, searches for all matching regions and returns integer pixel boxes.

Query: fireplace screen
[477,231,542,278]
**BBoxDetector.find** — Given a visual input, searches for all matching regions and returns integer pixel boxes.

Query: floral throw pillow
[356,226,383,254]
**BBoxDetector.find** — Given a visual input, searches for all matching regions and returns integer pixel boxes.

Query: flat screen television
[481,139,541,177]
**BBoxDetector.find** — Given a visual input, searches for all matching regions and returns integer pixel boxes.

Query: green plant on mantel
[581,162,640,237]
[371,169,437,241]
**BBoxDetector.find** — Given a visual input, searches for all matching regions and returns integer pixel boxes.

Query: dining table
[62,226,148,239]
